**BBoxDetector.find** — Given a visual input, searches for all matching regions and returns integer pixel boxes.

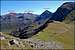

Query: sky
[1,1,74,15]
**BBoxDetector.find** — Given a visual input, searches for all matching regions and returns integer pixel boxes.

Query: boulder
[9,39,19,45]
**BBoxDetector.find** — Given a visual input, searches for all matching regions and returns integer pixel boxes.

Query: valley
[0,2,75,50]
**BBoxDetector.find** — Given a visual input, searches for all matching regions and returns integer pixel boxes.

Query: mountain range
[0,2,75,39]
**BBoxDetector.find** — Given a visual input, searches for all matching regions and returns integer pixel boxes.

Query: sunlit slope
[32,22,74,49]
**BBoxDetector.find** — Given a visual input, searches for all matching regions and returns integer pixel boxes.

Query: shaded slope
[51,2,75,21]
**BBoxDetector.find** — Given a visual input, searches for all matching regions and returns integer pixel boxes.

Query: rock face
[51,2,75,21]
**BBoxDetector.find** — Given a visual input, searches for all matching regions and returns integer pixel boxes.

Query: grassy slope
[32,22,74,49]
[0,22,74,49]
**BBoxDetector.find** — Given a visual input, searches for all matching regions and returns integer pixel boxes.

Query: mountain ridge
[50,2,75,21]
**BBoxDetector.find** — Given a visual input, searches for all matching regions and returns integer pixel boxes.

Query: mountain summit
[35,10,52,21]
[35,10,52,25]
[40,10,52,19]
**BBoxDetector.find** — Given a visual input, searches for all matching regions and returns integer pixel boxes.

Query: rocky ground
[0,32,63,49]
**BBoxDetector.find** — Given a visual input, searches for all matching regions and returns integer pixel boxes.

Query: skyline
[1,1,74,15]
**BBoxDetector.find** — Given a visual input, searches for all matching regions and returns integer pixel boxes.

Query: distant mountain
[1,13,38,32]
[51,2,75,21]
[1,13,18,32]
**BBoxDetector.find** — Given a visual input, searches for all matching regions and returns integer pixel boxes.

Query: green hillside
[32,22,74,49]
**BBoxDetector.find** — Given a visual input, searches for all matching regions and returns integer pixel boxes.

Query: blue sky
[1,1,74,15]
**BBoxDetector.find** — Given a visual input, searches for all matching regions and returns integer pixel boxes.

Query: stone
[9,39,19,45]
[0,32,5,40]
